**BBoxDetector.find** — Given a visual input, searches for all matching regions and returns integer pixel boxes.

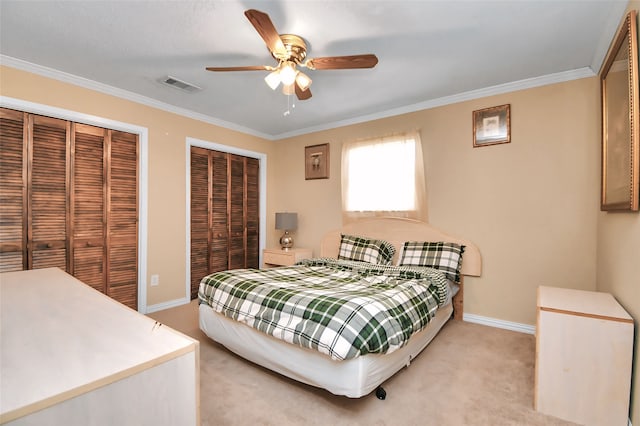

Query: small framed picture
[305,143,330,180]
[473,104,511,147]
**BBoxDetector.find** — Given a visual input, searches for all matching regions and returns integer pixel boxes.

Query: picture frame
[600,10,639,211]
[305,143,330,180]
[473,104,511,147]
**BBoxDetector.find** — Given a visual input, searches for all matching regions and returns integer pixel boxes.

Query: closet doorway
[0,107,140,310]
[189,142,264,300]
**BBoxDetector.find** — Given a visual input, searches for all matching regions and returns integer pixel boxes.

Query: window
[341,131,427,222]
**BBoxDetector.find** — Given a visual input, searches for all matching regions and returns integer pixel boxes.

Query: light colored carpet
[149,300,576,426]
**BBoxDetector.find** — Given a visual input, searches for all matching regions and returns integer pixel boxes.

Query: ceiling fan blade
[206,65,272,72]
[244,9,287,56]
[295,82,312,100]
[306,54,378,70]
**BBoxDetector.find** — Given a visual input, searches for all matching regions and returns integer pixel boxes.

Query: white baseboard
[145,297,191,314]
[463,313,536,335]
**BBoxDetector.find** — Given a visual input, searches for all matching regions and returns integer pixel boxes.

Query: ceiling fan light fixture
[264,70,281,90]
[279,61,297,86]
[207,10,378,102]
[295,72,312,91]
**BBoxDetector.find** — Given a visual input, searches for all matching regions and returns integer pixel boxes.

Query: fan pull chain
[283,93,296,117]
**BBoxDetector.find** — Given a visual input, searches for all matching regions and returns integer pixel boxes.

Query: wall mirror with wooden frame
[600,10,639,211]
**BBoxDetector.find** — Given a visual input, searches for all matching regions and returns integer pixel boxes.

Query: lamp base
[279,231,294,250]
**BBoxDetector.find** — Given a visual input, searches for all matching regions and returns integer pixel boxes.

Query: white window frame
[341,131,426,222]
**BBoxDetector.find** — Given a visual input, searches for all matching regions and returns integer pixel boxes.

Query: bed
[198,217,481,398]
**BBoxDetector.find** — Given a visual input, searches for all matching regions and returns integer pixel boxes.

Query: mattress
[198,259,450,361]
[199,301,453,398]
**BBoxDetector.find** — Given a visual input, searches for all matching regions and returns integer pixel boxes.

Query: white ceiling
[0,1,628,140]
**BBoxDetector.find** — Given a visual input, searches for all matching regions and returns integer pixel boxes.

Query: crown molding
[2,54,595,141]
[0,55,272,140]
[273,67,596,139]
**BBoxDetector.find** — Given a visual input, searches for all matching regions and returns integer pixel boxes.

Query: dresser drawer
[262,248,312,267]
[263,250,296,266]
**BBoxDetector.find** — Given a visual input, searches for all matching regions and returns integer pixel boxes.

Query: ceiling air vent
[161,76,202,93]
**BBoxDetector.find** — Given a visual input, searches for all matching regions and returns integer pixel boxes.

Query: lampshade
[279,62,297,86]
[264,70,281,90]
[275,212,297,230]
[295,72,312,91]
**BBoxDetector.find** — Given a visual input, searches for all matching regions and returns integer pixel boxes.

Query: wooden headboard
[320,217,482,320]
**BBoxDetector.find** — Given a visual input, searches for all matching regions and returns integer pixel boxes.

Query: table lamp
[275,212,297,250]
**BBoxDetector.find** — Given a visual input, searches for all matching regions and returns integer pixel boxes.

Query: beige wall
[596,1,640,423]
[0,66,600,325]
[0,65,276,306]
[276,77,601,326]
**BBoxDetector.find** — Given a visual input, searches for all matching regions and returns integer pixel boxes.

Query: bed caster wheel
[375,386,386,400]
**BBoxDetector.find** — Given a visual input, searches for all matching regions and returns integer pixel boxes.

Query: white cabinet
[534,286,633,426]
[0,268,199,425]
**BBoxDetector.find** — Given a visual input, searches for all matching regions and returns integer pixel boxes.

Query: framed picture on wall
[473,104,511,147]
[305,143,330,180]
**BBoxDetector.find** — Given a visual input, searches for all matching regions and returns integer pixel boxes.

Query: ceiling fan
[206,9,379,101]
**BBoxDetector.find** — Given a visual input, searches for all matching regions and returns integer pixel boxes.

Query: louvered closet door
[0,109,26,272]
[0,110,71,272]
[245,157,259,268]
[30,115,69,270]
[71,123,106,293]
[189,148,260,299]
[108,130,138,309]
[228,155,246,269]
[71,126,138,309]
[228,155,259,270]
[210,150,230,274]
[190,149,232,299]
[190,147,210,300]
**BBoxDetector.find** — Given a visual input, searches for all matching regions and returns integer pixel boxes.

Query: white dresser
[535,285,633,426]
[0,268,199,425]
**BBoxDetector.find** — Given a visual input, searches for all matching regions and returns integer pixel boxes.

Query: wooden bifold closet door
[0,108,139,310]
[190,146,259,299]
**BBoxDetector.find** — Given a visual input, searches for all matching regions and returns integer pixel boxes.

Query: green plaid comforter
[198,258,449,361]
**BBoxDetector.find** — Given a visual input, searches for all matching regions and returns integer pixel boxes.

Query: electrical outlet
[150,274,159,286]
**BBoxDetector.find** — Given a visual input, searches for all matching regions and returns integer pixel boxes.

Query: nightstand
[262,247,312,267]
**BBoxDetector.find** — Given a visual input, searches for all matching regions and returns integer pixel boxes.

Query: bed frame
[199,218,481,397]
